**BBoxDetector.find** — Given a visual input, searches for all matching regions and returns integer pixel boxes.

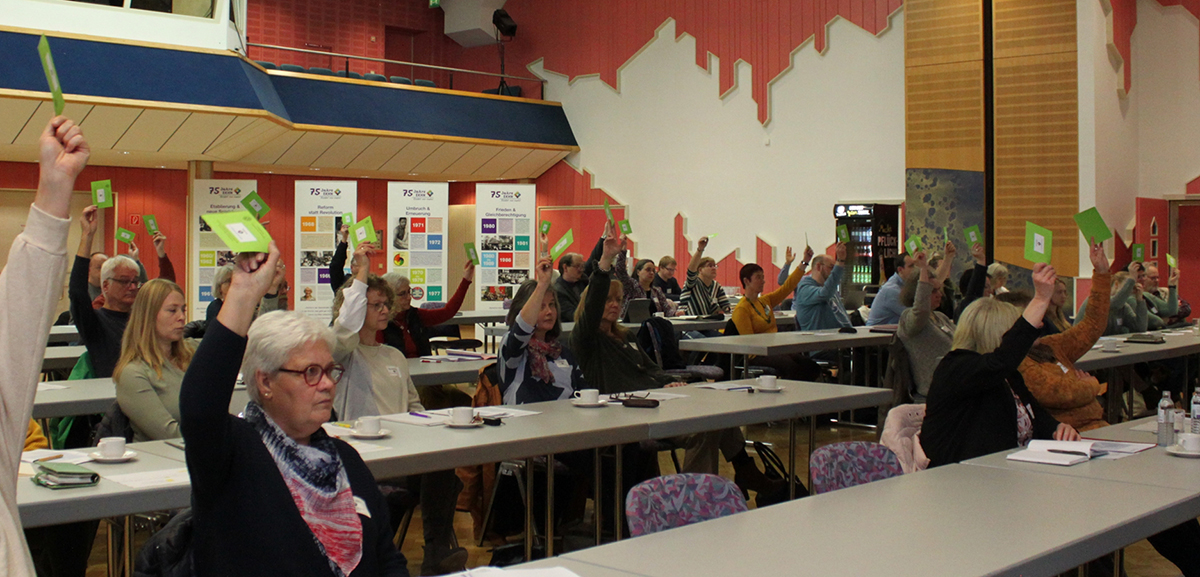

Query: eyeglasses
[278,363,345,386]
[108,278,142,289]
[396,290,411,297]
[609,391,649,401]
[367,301,390,312]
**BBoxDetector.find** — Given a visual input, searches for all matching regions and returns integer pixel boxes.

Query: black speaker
[493,8,517,37]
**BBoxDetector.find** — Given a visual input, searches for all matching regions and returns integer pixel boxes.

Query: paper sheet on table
[632,391,688,401]
[18,463,35,477]
[695,383,754,391]
[106,467,190,488]
[446,567,582,577]
[420,407,541,419]
[344,440,388,454]
[1130,422,1159,433]
[37,383,68,391]
[21,449,91,465]
[1090,441,1155,453]
[381,412,448,427]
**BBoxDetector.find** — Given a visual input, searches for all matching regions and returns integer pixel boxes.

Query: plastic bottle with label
[1191,390,1200,434]
[1158,391,1176,447]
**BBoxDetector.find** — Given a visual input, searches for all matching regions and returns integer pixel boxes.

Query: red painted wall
[1179,205,1200,318]
[1135,197,1170,271]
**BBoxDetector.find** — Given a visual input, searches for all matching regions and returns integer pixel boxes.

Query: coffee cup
[757,375,779,390]
[354,416,381,435]
[1179,432,1200,452]
[1102,341,1119,353]
[573,389,600,404]
[451,407,475,425]
[98,437,126,459]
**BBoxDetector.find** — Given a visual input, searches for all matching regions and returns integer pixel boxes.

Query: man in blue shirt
[792,242,851,331]
[866,252,913,326]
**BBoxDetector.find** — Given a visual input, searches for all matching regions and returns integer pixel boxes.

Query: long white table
[480,313,798,340]
[33,378,251,420]
[1075,329,1200,422]
[676,326,891,356]
[441,310,510,325]
[42,345,86,372]
[48,325,79,344]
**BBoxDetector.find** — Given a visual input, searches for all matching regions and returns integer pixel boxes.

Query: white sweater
[0,205,70,577]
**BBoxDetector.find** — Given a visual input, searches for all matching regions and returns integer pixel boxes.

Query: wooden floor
[85,419,1185,576]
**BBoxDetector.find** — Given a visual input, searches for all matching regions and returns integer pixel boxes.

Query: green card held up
[618,220,633,235]
[202,210,272,253]
[904,236,922,254]
[1073,208,1113,244]
[1168,253,1178,268]
[38,36,64,116]
[550,229,574,261]
[603,199,615,226]
[963,226,982,246]
[240,191,270,220]
[115,228,135,245]
[348,216,377,248]
[836,225,850,244]
[144,215,160,236]
[91,180,114,208]
[1131,243,1145,263]
[464,242,480,266]
[1025,221,1053,264]
[539,220,552,235]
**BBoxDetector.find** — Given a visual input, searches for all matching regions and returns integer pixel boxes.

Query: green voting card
[143,215,159,236]
[1131,244,1145,262]
[1025,222,1053,264]
[91,180,114,208]
[618,220,633,235]
[539,220,552,235]
[836,225,850,244]
[202,210,272,253]
[942,227,949,247]
[550,229,574,261]
[1168,253,1178,268]
[348,216,377,248]
[603,199,615,226]
[963,226,982,247]
[904,236,922,254]
[115,228,135,245]
[1073,208,1113,244]
[38,36,64,116]
[240,191,270,220]
[464,242,480,266]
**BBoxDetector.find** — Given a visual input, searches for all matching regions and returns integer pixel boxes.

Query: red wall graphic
[1108,0,1200,96]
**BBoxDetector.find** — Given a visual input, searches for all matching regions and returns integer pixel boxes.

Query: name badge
[1057,362,1069,374]
[353,496,371,518]
[386,366,401,377]
[554,358,570,369]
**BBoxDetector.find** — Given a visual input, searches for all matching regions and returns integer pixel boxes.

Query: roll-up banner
[475,183,536,310]
[190,179,257,321]
[387,182,449,304]
[295,181,357,323]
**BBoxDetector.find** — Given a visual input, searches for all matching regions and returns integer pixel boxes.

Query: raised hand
[462,259,476,282]
[352,241,375,266]
[1169,267,1180,287]
[38,117,90,219]
[697,236,709,252]
[222,242,283,335]
[785,246,795,265]
[835,242,846,263]
[914,250,929,269]
[1031,262,1057,300]
[269,262,287,292]
[803,245,814,263]
[535,258,552,286]
[1129,262,1143,276]
[1088,240,1109,274]
[971,243,985,265]
[128,240,140,262]
[338,223,349,244]
[943,241,957,260]
[79,205,99,236]
[152,232,168,258]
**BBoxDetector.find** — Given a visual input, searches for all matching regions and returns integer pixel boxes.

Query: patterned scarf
[245,402,362,577]
[527,337,562,385]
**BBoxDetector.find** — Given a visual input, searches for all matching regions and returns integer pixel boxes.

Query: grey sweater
[1077,278,1145,335]
[897,280,955,399]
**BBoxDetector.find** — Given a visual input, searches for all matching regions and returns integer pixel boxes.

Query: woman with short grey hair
[205,264,234,324]
[180,243,407,576]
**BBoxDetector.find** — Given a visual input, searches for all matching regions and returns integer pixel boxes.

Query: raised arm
[688,236,709,273]
[416,261,474,326]
[332,244,372,359]
[934,241,956,284]
[1043,242,1110,360]
[153,232,176,282]
[1021,263,1055,329]
[329,224,349,291]
[901,253,933,334]
[574,231,622,339]
[519,259,553,328]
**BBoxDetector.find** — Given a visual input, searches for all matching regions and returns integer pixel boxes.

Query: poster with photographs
[190,179,257,321]
[295,181,357,323]
[476,183,536,310]
[387,182,448,305]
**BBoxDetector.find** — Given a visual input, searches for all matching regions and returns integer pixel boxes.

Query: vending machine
[833,203,900,308]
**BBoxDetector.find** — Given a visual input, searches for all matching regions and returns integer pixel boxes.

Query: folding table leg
[106,519,118,577]
[787,418,797,500]
[524,457,534,561]
[613,449,623,542]
[123,515,132,577]
[594,449,602,546]
[808,417,817,489]
[545,453,555,557]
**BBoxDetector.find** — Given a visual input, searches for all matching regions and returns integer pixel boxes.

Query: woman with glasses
[680,235,730,317]
[113,279,196,441]
[613,242,678,318]
[501,258,584,404]
[380,259,475,359]
[180,243,407,576]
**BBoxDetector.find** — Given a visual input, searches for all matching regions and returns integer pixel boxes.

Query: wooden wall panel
[905,61,985,172]
[904,0,983,67]
[993,0,1076,59]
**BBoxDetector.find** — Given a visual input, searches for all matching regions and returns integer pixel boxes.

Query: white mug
[98,436,126,458]
[1102,341,1119,353]
[354,416,381,434]
[451,406,475,425]
[757,375,779,389]
[573,389,600,404]
[1179,432,1200,452]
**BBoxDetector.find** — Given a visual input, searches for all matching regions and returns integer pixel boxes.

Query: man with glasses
[553,252,587,320]
[790,242,852,332]
[652,255,682,297]
[83,233,175,302]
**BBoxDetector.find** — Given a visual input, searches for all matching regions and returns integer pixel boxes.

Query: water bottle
[1191,390,1200,434]
[1158,391,1176,447]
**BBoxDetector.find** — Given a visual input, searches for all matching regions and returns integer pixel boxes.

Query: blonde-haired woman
[114,279,195,441]
[922,262,1080,468]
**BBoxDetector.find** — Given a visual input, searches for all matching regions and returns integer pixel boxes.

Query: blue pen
[727,386,752,392]
[410,412,430,419]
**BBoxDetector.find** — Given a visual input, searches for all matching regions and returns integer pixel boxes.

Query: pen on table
[33,454,62,463]
[409,412,431,419]
[331,422,354,428]
[727,386,752,392]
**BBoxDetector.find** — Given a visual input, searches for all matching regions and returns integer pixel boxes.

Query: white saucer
[572,399,609,408]
[350,429,390,439]
[1166,445,1200,458]
[446,421,484,429]
[753,386,784,393]
[89,450,137,463]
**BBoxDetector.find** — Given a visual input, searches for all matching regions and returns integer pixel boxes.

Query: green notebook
[33,461,99,489]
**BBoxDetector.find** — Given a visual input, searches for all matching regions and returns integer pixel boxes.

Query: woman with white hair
[381,260,474,358]
[922,262,1080,468]
[987,262,1009,294]
[179,243,407,576]
[206,261,285,324]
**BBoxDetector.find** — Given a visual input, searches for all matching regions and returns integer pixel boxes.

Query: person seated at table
[733,246,821,381]
[501,259,584,404]
[573,227,786,505]
[952,243,990,321]
[680,235,730,317]
[987,262,1010,294]
[1042,277,1073,335]
[897,245,958,402]
[180,243,408,577]
[787,242,851,332]
[113,279,196,442]
[614,241,677,318]
[207,261,285,324]
[332,245,465,575]
[84,233,170,303]
[866,251,912,326]
[1143,264,1181,330]
[926,254,958,319]
[653,256,682,297]
[922,262,1081,469]
[1077,267,1142,335]
[330,222,353,290]
[553,251,587,320]
[379,259,474,359]
[0,115,89,577]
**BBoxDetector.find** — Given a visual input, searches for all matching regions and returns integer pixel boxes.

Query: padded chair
[255,61,277,70]
[308,67,334,76]
[625,474,747,537]
[414,79,437,88]
[879,404,929,474]
[280,64,306,73]
[335,70,363,79]
[640,317,724,382]
[808,442,904,495]
[363,73,388,82]
[390,76,412,84]
[418,302,484,352]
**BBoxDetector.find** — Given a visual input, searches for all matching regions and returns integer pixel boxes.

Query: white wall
[2,0,240,52]
[532,14,906,265]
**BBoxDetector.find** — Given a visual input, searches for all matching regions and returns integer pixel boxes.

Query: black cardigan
[68,255,128,378]
[922,317,1060,467]
[180,321,407,577]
